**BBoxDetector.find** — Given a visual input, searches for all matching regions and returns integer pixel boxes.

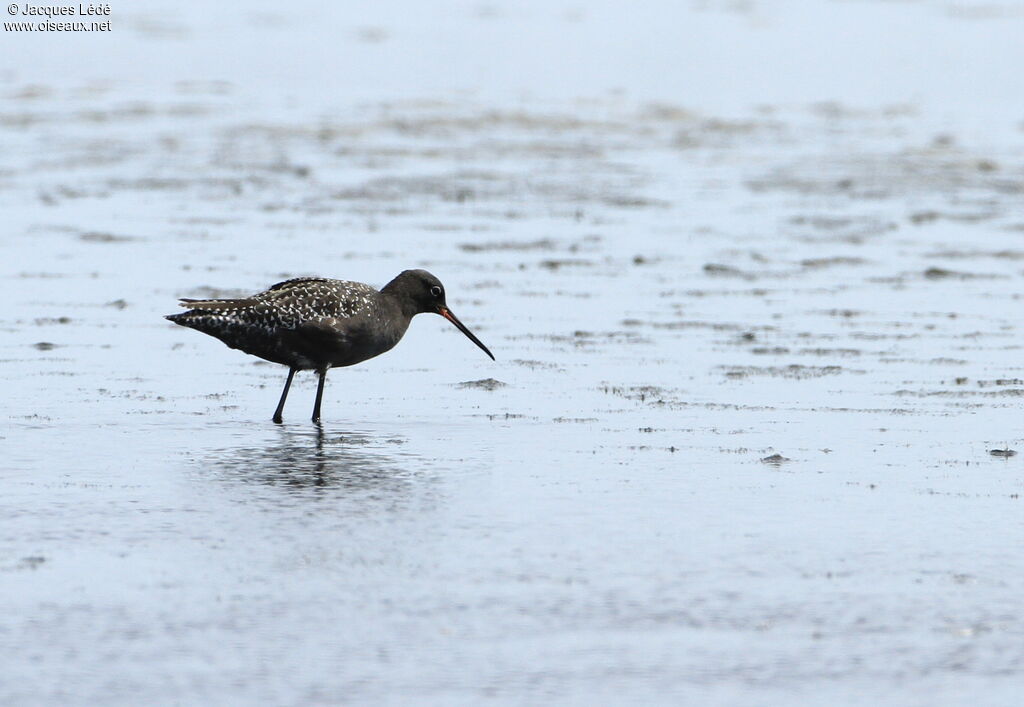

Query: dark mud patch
[625,444,680,453]
[511,330,651,347]
[787,214,896,243]
[457,378,508,391]
[332,171,512,203]
[16,272,71,279]
[326,169,661,213]
[815,308,864,318]
[600,385,671,403]
[672,287,773,299]
[537,258,594,271]
[721,364,856,379]
[747,148,1022,201]
[797,347,863,357]
[628,319,773,334]
[601,195,670,209]
[926,249,1024,260]
[512,359,564,371]
[800,256,869,269]
[703,263,754,279]
[671,115,787,150]
[909,210,998,225]
[464,280,504,290]
[371,109,639,137]
[977,378,1024,388]
[894,388,1024,398]
[107,176,267,196]
[8,556,47,571]
[79,231,139,243]
[923,267,1002,281]
[459,239,557,252]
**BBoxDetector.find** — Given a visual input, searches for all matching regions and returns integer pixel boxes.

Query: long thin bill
[439,307,495,360]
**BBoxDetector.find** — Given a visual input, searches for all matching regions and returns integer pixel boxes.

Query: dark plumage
[166,269,494,423]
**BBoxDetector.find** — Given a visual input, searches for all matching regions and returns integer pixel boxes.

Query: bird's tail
[165,298,254,327]
[175,297,254,311]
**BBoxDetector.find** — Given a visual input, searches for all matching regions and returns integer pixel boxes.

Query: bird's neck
[380,276,420,319]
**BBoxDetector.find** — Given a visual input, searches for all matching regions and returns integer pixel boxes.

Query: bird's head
[384,269,495,360]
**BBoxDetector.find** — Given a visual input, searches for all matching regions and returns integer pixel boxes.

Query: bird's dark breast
[289,314,408,369]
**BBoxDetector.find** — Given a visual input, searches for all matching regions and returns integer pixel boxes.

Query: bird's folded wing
[294,317,351,344]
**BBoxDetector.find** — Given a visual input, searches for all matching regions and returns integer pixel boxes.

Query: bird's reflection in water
[210,424,423,499]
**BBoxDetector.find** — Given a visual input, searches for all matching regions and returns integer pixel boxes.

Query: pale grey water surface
[3,1,1024,704]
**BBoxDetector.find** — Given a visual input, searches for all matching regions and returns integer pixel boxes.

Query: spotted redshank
[166,269,494,423]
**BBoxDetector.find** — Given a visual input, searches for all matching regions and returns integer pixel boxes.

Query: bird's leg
[311,369,327,424]
[272,367,297,424]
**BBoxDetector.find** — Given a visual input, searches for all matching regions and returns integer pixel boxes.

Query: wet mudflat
[3,1,1024,704]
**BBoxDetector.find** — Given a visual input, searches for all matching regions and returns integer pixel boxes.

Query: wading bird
[166,270,494,423]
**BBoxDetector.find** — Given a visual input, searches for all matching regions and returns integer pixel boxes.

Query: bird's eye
[430,286,442,298]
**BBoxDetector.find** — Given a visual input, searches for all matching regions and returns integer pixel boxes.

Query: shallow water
[3,1,1024,704]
